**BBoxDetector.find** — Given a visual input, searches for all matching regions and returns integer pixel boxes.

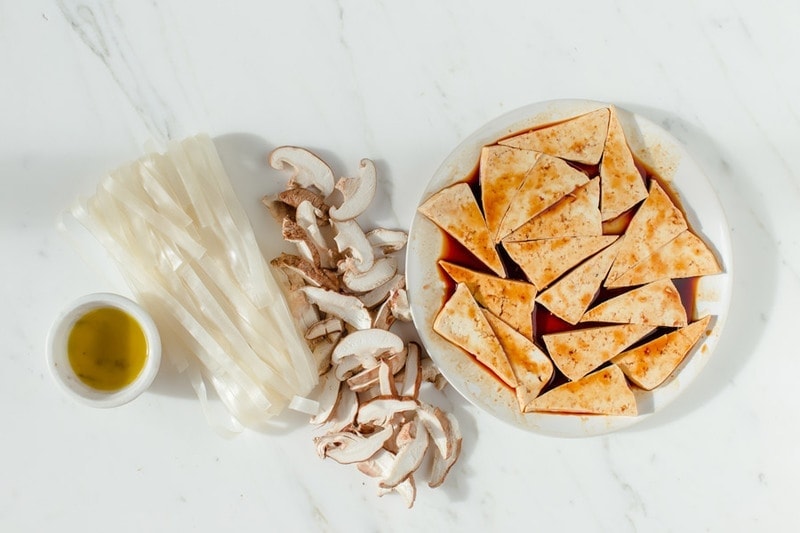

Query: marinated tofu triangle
[599,106,649,221]
[495,153,590,241]
[536,239,622,325]
[526,364,638,416]
[504,235,618,290]
[605,180,688,285]
[418,182,506,277]
[503,178,602,242]
[433,283,517,388]
[499,107,611,165]
[543,323,655,382]
[607,230,722,288]
[613,315,712,390]
[483,310,554,412]
[479,145,540,243]
[581,278,688,327]
[439,260,536,340]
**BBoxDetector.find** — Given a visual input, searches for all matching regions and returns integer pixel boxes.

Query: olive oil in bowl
[47,293,161,407]
[67,307,148,391]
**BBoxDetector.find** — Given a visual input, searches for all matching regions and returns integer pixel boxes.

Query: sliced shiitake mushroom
[329,159,377,221]
[269,146,335,197]
[268,147,460,505]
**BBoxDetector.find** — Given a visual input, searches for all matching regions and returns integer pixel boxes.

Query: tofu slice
[526,364,637,416]
[418,183,505,277]
[499,108,611,165]
[536,239,622,325]
[581,278,688,327]
[439,260,537,339]
[495,153,590,241]
[605,180,688,285]
[504,235,618,290]
[433,283,517,388]
[612,315,712,390]
[479,145,540,243]
[606,230,722,288]
[503,178,602,242]
[483,310,554,411]
[599,106,649,221]
[543,323,655,381]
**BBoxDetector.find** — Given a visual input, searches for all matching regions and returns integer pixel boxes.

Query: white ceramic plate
[406,99,733,437]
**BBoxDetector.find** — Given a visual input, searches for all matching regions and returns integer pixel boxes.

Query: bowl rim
[46,292,162,408]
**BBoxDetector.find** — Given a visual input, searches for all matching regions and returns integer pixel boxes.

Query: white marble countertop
[3,1,799,531]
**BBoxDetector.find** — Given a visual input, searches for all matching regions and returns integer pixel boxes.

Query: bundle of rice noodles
[71,134,317,430]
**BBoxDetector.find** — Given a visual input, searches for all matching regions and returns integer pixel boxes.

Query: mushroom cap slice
[346,349,407,393]
[329,158,377,221]
[357,449,417,508]
[399,343,422,399]
[305,317,344,340]
[314,424,394,464]
[299,286,372,330]
[496,153,590,241]
[366,228,408,254]
[269,146,335,197]
[504,235,618,290]
[416,404,450,459]
[388,289,412,322]
[277,187,329,215]
[282,217,321,266]
[479,145,540,242]
[379,416,429,489]
[483,310,553,411]
[499,108,610,165]
[295,200,335,269]
[428,410,462,488]
[433,283,517,388]
[310,372,342,425]
[536,239,622,325]
[581,278,688,327]
[271,253,339,291]
[331,328,404,366]
[311,330,340,375]
[605,180,688,285]
[599,106,649,221]
[372,295,397,331]
[359,273,405,309]
[543,323,656,382]
[417,182,506,278]
[342,256,398,293]
[613,315,712,390]
[333,219,375,273]
[439,260,537,340]
[607,230,722,288]
[527,364,637,416]
[323,385,358,433]
[503,178,602,242]
[377,361,397,397]
[355,396,418,426]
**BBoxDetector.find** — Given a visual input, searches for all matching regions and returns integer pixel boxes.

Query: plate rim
[405,99,734,437]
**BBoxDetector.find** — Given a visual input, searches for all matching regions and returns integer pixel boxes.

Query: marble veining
[59,1,176,142]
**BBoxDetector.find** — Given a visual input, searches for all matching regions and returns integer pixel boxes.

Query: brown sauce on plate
[436,149,701,393]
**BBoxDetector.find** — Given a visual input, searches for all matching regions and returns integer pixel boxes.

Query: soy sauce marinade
[437,147,699,394]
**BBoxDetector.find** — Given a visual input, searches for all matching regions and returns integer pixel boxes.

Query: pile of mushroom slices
[265,147,462,508]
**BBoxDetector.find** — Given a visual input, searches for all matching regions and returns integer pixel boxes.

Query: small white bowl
[46,293,162,408]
